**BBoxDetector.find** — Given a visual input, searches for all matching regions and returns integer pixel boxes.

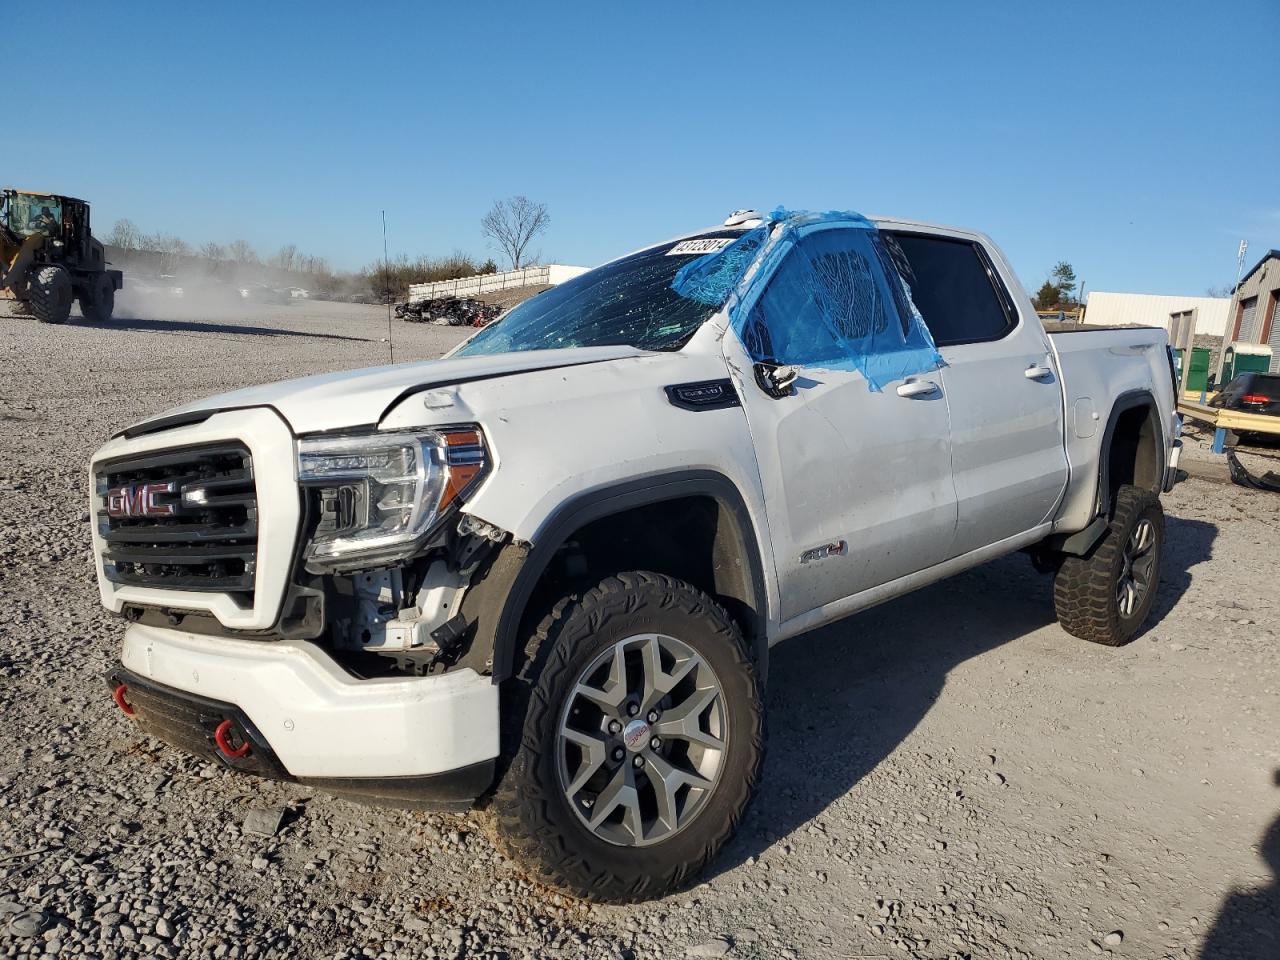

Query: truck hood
[121,346,650,437]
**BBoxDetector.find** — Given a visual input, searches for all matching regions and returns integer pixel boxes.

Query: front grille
[96,443,258,595]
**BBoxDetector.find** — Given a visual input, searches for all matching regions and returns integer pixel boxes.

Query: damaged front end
[293,425,520,679]
[103,419,519,807]
[116,423,524,684]
[323,512,516,679]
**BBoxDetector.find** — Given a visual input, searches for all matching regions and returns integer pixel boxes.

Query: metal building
[1217,249,1280,374]
[1081,292,1230,335]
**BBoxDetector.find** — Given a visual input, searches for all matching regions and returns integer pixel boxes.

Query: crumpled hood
[122,346,649,437]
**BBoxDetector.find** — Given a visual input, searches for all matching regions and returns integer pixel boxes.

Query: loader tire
[79,273,115,323]
[1053,485,1164,646]
[488,571,764,903]
[28,265,73,324]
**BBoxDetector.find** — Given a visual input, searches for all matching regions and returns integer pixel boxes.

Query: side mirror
[753,361,798,399]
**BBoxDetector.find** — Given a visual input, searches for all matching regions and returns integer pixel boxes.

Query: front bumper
[113,623,500,807]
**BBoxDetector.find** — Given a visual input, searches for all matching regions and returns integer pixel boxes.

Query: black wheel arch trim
[486,469,771,687]
[1097,388,1166,518]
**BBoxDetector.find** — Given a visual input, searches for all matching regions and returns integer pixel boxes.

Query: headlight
[296,426,488,570]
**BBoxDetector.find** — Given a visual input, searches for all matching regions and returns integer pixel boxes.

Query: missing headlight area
[325,512,512,678]
[329,561,471,675]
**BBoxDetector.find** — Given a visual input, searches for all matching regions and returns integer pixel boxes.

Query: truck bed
[1047,323,1175,532]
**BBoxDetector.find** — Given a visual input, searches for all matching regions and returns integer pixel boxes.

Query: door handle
[896,379,939,398]
[1025,365,1054,381]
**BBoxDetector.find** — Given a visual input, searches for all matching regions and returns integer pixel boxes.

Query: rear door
[728,223,957,622]
[883,229,1069,556]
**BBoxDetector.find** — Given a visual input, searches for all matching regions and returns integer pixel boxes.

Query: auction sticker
[667,238,735,256]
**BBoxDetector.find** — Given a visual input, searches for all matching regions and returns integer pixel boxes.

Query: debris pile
[394,296,501,328]
[1226,450,1280,492]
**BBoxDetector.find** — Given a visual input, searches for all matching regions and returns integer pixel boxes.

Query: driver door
[727,224,958,624]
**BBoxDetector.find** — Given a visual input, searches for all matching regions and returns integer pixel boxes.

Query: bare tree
[481,196,550,270]
[269,244,299,273]
[199,241,226,262]
[227,239,258,264]
[106,219,141,250]
[141,234,190,274]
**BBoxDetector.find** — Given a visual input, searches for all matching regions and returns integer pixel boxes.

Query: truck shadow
[711,515,1217,877]
[67,315,373,342]
[1197,770,1280,959]
[1145,514,1219,633]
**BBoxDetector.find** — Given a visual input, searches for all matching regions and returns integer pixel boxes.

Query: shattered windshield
[456,230,744,356]
[5,194,62,238]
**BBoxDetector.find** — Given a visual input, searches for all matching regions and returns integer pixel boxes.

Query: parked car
[1209,371,1280,417]
[238,283,291,305]
[89,208,1182,902]
[128,275,187,299]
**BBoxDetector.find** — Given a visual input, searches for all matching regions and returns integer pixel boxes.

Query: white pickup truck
[91,208,1182,902]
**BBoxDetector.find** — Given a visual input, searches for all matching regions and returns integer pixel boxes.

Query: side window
[884,233,1016,346]
[742,228,906,366]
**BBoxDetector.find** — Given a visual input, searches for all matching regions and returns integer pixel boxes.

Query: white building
[1081,291,1230,336]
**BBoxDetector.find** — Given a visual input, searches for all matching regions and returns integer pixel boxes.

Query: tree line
[101,195,552,302]
[1033,261,1079,312]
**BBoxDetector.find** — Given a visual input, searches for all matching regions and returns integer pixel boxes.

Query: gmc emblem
[106,481,177,518]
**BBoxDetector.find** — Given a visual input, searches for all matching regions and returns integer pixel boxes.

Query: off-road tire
[79,273,115,323]
[1053,485,1164,646]
[488,571,765,902]
[27,265,73,324]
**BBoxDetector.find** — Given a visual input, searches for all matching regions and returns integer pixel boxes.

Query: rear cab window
[882,233,1017,346]
[1251,374,1280,399]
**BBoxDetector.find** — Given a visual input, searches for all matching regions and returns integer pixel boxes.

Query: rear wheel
[489,571,764,902]
[79,272,115,322]
[1053,485,1164,646]
[27,265,73,324]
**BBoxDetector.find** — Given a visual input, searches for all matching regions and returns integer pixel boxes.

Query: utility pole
[382,210,394,364]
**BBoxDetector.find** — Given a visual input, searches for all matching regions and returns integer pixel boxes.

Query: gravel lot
[1,302,1277,960]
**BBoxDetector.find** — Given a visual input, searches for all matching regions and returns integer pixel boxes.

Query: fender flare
[1096,388,1164,518]
[477,470,771,686]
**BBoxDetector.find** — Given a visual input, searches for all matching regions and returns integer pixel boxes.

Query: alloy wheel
[556,633,727,847]
[1117,517,1157,618]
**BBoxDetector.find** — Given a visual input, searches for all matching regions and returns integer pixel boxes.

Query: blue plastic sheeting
[670,226,767,306]
[672,207,943,392]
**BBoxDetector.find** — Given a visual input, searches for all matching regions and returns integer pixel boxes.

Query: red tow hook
[112,684,136,717]
[214,719,251,759]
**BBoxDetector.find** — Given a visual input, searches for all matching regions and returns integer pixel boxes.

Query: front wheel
[1053,485,1164,646]
[27,265,73,324]
[489,571,764,902]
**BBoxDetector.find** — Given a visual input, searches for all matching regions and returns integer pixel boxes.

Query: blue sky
[16,1,1278,297]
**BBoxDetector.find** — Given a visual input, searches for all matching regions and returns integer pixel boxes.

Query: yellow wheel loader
[0,189,122,324]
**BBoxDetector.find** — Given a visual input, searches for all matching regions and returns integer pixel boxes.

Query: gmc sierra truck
[90,208,1182,902]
